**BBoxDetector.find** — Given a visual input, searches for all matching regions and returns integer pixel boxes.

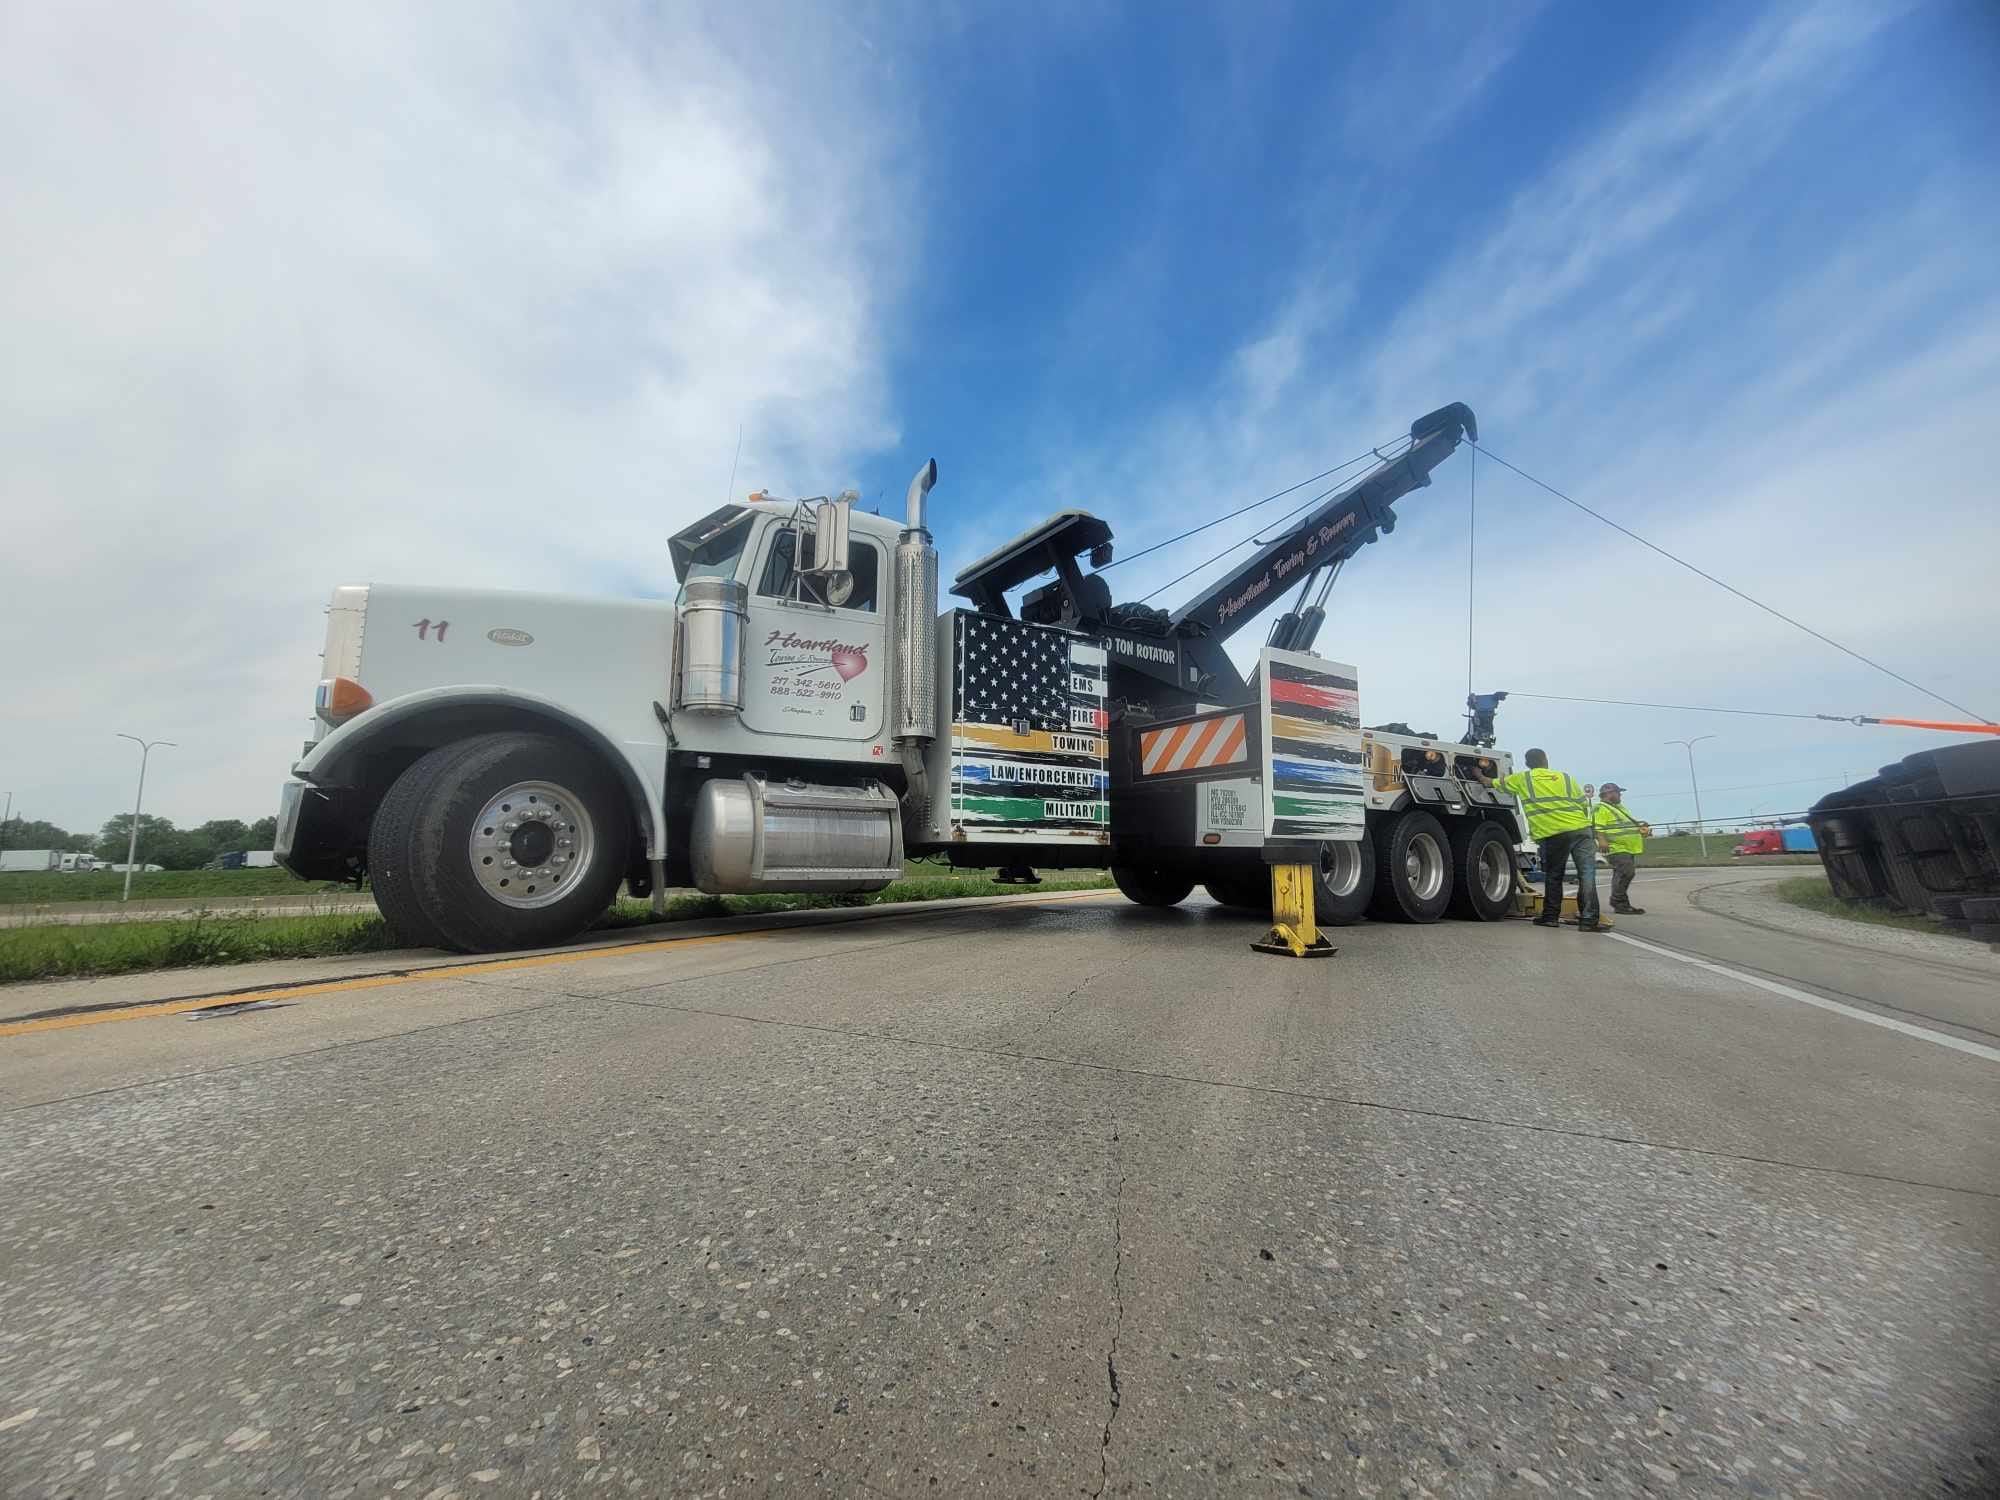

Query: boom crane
[1170,402,1477,654]
[950,401,1478,716]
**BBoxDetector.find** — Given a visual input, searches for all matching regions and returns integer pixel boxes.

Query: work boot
[1576,919,1606,933]
[1613,904,1645,915]
[1532,917,1560,928]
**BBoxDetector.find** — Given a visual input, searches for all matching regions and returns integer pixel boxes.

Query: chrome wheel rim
[1318,840,1363,899]
[1476,840,1512,902]
[1404,831,1445,902]
[468,780,594,909]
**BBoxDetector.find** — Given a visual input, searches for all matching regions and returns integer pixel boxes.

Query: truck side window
[758,529,879,612]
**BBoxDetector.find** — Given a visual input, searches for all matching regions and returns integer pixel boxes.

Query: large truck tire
[1311,836,1375,926]
[1113,864,1194,908]
[1368,810,1453,924]
[366,750,460,951]
[1446,818,1516,921]
[1203,873,1268,914]
[383,732,632,953]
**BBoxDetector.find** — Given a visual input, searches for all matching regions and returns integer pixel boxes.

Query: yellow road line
[0,888,1120,1040]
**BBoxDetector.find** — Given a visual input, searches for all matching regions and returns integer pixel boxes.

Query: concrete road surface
[1,870,1994,1498]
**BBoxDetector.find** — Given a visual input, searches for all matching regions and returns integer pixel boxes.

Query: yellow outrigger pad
[1253,862,1338,957]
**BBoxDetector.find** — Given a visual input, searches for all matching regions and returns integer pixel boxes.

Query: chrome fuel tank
[690,774,903,893]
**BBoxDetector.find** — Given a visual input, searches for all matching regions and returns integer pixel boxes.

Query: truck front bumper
[274,778,368,883]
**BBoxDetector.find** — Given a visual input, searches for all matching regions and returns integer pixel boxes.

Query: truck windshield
[672,509,753,598]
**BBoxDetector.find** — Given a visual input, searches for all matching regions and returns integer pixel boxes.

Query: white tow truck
[277,402,1528,951]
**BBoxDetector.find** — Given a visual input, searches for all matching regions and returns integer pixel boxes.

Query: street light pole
[1665,735,1717,860]
[114,734,176,902]
[1,791,11,855]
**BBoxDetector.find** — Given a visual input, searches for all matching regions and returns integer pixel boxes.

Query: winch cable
[1471,442,1995,725]
[1465,441,1477,702]
[1133,445,1414,607]
[1503,690,2000,736]
[1102,436,1405,575]
[1133,479,1346,605]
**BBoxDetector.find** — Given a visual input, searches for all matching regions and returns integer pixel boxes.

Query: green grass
[1770,875,1974,940]
[0,866,327,905]
[0,860,1066,907]
[0,912,403,983]
[0,870,1115,983]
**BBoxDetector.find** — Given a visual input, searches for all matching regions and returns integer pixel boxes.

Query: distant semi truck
[207,851,282,871]
[1734,825,1817,856]
[0,850,97,873]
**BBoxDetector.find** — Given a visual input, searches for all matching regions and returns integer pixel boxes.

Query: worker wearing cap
[1486,749,1602,931]
[1593,784,1652,915]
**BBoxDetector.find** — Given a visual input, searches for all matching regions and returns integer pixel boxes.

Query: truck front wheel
[1368,810,1453,923]
[1112,864,1194,908]
[370,732,631,953]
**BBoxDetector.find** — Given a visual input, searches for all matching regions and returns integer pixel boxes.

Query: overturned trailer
[1806,737,2000,938]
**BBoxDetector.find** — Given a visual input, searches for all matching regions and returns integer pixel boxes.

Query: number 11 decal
[414,618,451,642]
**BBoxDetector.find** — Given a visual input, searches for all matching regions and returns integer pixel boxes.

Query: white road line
[1607,932,2000,1064]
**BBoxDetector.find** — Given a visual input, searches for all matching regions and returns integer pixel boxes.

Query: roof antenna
[723,422,743,505]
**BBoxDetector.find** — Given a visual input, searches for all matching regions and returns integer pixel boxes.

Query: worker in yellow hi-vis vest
[1482,749,1602,931]
[1593,783,1652,915]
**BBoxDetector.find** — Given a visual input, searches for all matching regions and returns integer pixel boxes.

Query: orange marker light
[316,676,373,725]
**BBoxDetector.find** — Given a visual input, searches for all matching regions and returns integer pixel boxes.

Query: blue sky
[4,0,1997,833]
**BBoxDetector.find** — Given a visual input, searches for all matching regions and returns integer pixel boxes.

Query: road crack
[1049,958,1128,1029]
[1093,1125,1128,1498]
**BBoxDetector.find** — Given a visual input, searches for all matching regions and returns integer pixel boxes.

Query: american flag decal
[951,613,1109,833]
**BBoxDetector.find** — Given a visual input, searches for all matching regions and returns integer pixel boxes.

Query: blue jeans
[1539,829,1599,922]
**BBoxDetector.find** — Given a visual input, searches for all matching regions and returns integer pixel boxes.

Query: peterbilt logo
[487,628,534,646]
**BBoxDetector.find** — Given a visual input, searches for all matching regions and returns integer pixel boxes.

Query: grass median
[0,870,1115,983]
[1770,874,1975,941]
[0,867,324,905]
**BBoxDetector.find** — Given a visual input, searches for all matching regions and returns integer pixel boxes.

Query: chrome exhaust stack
[893,459,940,840]
[892,459,939,744]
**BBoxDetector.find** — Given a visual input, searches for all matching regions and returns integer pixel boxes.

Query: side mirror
[805,491,857,606]
[806,492,854,578]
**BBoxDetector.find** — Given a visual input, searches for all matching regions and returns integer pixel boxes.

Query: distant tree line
[0,814,279,870]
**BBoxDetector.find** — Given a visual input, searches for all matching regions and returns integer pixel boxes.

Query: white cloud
[997,0,1998,822]
[1,1,908,832]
